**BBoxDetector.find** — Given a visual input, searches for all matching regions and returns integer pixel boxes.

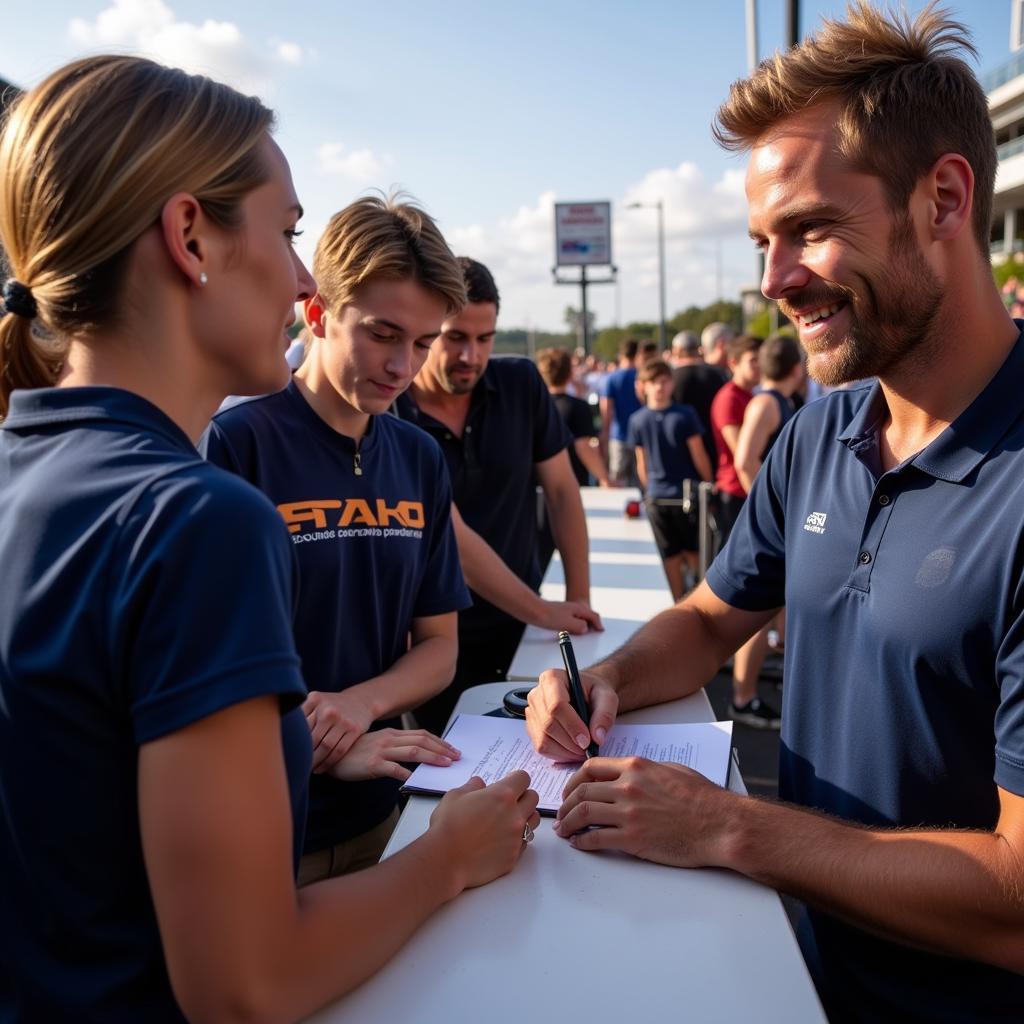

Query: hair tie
[2,279,38,320]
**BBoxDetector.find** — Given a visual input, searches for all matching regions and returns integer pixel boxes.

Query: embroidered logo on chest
[803,511,827,535]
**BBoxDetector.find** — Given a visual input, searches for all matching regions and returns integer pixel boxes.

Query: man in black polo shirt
[397,258,597,733]
[526,6,1024,1020]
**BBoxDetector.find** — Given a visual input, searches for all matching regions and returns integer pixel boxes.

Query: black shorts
[713,491,746,556]
[645,498,699,558]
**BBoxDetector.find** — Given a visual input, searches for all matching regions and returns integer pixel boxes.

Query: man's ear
[160,192,209,288]
[304,295,328,338]
[926,153,974,243]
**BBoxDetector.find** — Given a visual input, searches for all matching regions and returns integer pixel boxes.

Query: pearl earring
[199,272,208,286]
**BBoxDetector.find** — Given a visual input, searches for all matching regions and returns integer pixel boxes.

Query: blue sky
[1,1,1014,330]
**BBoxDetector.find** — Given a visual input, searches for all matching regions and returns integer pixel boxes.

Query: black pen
[557,630,600,758]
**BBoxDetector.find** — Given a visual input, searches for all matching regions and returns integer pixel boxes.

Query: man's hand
[303,690,376,773]
[552,756,739,867]
[325,728,461,782]
[533,598,604,635]
[427,770,541,891]
[525,666,618,760]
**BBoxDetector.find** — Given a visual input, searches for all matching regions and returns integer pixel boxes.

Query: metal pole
[657,200,666,349]
[786,0,799,47]
[580,264,590,355]
[745,0,759,72]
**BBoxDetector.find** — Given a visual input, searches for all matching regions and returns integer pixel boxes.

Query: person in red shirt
[710,334,780,729]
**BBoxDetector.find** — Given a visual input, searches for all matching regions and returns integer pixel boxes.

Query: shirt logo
[277,498,425,544]
[803,511,827,535]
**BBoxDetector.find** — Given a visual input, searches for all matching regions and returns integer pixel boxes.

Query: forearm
[735,457,759,495]
[269,830,460,1021]
[454,514,547,624]
[344,634,457,720]
[594,582,773,711]
[546,486,590,602]
[575,437,608,485]
[718,796,1024,973]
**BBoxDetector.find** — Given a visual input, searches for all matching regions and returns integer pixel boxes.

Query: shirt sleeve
[568,399,598,439]
[107,468,306,744]
[704,428,790,612]
[626,409,643,448]
[684,407,703,438]
[412,446,472,618]
[994,615,1024,796]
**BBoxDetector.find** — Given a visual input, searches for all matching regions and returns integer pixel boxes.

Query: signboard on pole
[554,201,612,267]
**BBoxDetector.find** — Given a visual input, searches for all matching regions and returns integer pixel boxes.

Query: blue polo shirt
[0,387,310,1023]
[707,329,1024,1019]
[203,381,470,852]
[625,403,703,499]
[395,358,570,635]
[601,366,641,441]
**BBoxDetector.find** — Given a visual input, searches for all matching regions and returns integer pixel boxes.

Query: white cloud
[316,142,392,183]
[276,41,304,65]
[68,0,285,95]
[446,163,754,329]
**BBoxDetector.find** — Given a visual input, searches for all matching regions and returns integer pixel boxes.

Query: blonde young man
[202,197,471,883]
[527,6,1024,1019]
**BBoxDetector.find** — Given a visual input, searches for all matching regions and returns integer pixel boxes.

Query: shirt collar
[835,324,1024,483]
[2,386,196,452]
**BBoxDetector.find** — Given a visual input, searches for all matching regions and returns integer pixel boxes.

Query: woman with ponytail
[0,56,537,1023]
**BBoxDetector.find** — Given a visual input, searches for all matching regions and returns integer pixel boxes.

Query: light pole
[627,200,666,349]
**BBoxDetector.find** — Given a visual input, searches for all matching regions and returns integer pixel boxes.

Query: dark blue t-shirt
[706,330,1024,1020]
[601,366,641,441]
[395,358,570,636]
[0,387,310,1023]
[203,381,470,851]
[626,403,703,499]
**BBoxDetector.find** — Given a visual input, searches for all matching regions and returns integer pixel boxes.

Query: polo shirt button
[465,425,472,433]
[445,433,452,440]
[878,494,890,506]
[859,551,872,564]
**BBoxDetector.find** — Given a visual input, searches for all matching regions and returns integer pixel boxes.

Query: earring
[199,272,208,286]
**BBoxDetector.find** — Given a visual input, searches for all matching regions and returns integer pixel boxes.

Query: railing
[998,135,1024,161]
[981,51,1024,93]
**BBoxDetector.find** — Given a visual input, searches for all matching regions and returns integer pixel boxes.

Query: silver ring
[522,823,535,843]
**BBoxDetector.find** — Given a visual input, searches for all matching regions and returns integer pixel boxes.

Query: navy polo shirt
[707,329,1024,1019]
[0,388,310,1023]
[395,358,570,634]
[203,381,470,852]
[626,403,703,499]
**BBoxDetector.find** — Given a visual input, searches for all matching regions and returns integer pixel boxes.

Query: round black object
[502,686,533,718]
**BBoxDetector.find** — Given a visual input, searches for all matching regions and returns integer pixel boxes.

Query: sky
[0,1,1015,331]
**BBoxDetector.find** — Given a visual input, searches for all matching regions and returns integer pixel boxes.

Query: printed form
[403,715,733,813]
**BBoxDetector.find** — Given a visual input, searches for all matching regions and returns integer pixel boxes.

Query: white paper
[403,715,733,813]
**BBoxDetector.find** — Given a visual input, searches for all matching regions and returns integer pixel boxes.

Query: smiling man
[202,196,471,884]
[525,4,1024,1019]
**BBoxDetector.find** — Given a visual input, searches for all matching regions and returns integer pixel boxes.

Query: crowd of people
[2,2,1023,1022]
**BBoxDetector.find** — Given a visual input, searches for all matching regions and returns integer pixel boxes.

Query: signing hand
[552,756,739,867]
[325,728,461,782]
[525,666,618,761]
[429,770,541,890]
[303,689,376,773]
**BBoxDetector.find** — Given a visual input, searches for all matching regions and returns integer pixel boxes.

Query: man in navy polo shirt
[397,258,597,734]
[526,6,1024,1019]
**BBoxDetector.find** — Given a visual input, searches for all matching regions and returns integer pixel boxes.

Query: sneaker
[728,697,781,730]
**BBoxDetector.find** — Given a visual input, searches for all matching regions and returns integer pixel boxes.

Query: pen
[557,630,600,758]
